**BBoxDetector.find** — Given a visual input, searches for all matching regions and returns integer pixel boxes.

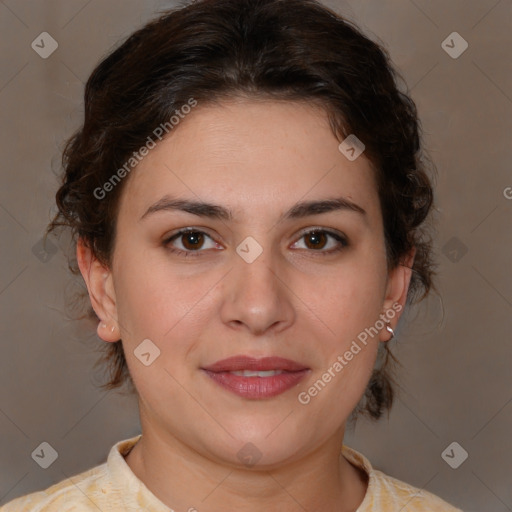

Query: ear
[379,246,416,342]
[76,237,120,342]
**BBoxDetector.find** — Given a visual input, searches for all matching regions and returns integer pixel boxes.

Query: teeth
[230,370,284,377]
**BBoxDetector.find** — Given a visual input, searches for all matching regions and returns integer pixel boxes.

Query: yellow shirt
[1,435,463,511]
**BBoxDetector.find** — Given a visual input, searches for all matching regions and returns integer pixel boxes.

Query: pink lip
[201,356,310,399]
[201,356,308,372]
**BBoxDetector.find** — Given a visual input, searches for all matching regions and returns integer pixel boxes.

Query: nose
[219,244,295,336]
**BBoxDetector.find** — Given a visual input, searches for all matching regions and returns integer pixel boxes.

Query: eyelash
[163,228,349,258]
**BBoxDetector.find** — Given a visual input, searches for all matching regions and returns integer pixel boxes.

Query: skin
[77,98,415,512]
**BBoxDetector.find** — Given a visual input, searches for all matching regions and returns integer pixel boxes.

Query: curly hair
[46,0,438,421]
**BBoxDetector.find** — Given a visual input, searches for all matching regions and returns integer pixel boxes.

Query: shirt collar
[108,434,172,511]
[108,435,374,511]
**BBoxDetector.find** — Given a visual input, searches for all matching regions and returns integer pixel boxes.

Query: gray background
[1,1,511,511]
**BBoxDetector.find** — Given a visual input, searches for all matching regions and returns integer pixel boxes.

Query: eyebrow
[139,195,367,223]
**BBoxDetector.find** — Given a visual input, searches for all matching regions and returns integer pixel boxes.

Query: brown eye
[181,231,205,250]
[292,229,348,255]
[164,229,220,257]
[303,230,328,250]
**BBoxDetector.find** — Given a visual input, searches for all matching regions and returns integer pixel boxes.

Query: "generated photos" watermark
[298,302,402,405]
[93,97,198,200]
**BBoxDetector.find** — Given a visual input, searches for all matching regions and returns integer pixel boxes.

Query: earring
[385,322,394,340]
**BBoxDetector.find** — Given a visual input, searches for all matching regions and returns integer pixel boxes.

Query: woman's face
[85,98,412,467]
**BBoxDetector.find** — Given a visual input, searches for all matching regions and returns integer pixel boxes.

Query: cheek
[302,259,387,339]
[113,249,183,330]
[113,251,215,374]
[298,271,383,412]
[112,259,198,396]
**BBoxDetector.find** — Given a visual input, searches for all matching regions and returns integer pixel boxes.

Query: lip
[201,356,309,372]
[201,356,310,399]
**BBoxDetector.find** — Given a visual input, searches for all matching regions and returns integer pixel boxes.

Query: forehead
[118,98,381,224]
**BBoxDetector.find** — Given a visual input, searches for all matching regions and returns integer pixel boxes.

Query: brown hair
[46,0,437,421]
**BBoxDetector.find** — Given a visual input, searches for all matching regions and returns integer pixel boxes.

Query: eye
[163,227,348,258]
[164,229,221,257]
[291,228,348,255]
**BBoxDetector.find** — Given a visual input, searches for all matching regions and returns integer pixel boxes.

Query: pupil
[184,232,203,249]
[307,231,325,249]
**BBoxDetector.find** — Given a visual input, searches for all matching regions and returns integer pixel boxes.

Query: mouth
[201,355,309,373]
[200,356,310,399]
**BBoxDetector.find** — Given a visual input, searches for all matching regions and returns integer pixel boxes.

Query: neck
[124,423,368,512]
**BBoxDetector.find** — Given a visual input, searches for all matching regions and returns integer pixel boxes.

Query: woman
[1,0,463,510]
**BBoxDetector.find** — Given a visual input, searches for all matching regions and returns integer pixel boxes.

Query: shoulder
[341,445,463,512]
[370,468,464,511]
[0,436,143,512]
[0,463,112,511]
